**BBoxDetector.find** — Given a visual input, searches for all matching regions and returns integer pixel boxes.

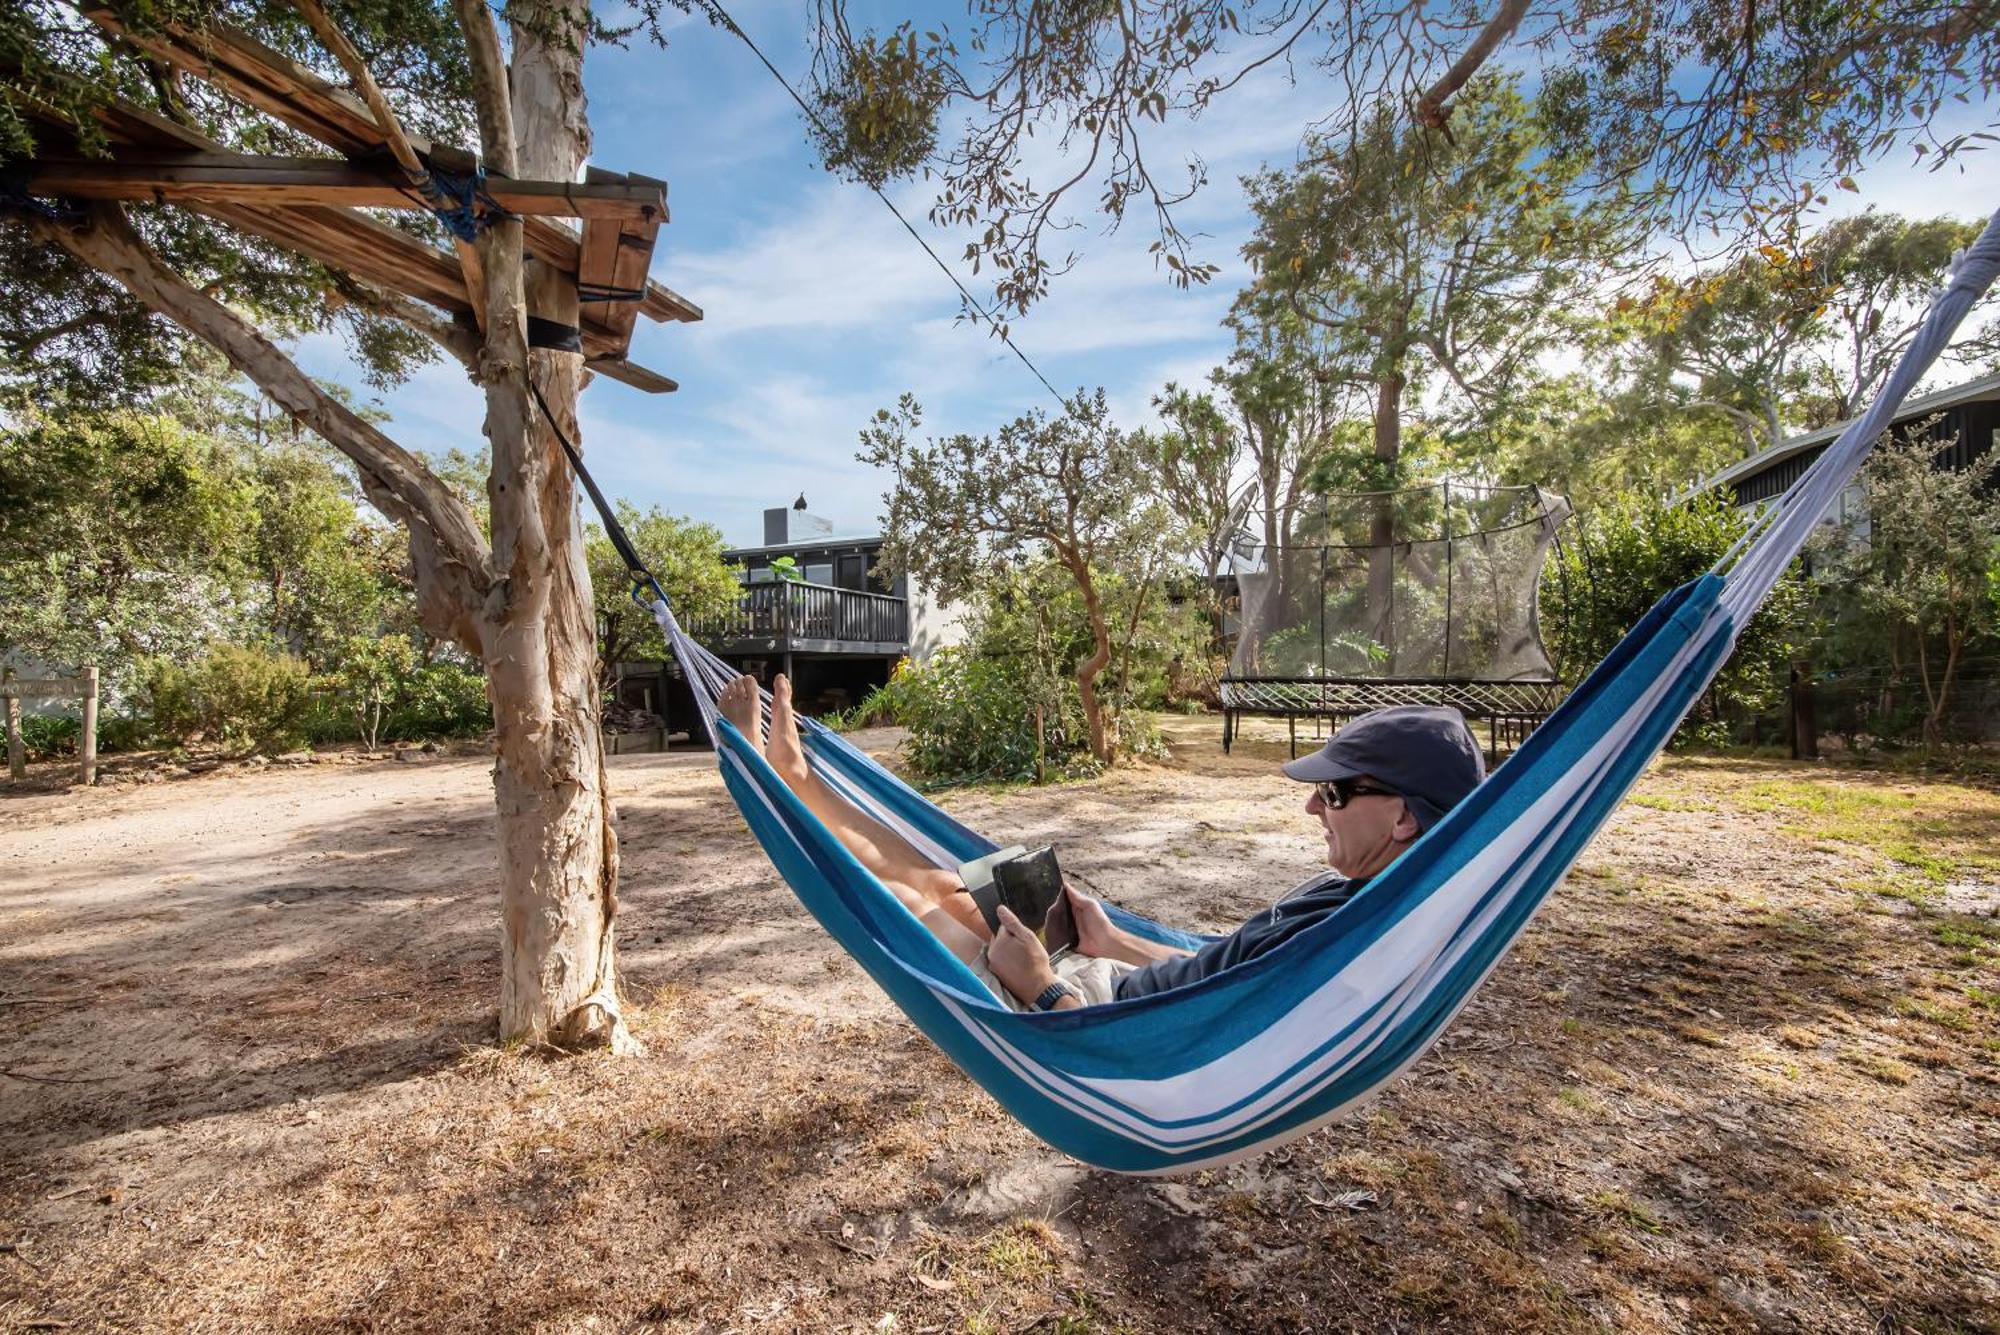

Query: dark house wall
[1727,397,1999,506]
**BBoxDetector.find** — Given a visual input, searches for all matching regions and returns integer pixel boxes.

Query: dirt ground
[2,717,1996,1334]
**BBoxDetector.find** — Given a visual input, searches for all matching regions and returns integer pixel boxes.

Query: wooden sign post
[1,667,100,785]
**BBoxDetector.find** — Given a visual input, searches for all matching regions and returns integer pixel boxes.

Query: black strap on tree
[527,380,669,609]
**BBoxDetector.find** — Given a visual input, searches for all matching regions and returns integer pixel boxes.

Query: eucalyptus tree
[1802,212,2000,425]
[1242,75,1630,631]
[859,390,1162,765]
[1144,383,1245,588]
[802,0,2000,317]
[2,0,648,1050]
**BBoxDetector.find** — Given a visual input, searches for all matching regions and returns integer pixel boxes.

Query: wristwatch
[1032,980,1079,1012]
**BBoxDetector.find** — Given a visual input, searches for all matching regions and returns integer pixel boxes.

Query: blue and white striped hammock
[644,208,2000,1175]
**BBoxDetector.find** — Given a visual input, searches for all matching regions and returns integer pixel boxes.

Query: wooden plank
[79,4,385,156]
[0,678,94,699]
[641,282,703,324]
[576,170,629,311]
[23,154,668,220]
[196,201,475,316]
[587,359,679,394]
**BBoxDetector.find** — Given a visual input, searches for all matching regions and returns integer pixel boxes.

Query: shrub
[143,642,315,754]
[314,636,491,748]
[16,713,80,760]
[884,647,1101,785]
[383,659,490,741]
[823,665,919,732]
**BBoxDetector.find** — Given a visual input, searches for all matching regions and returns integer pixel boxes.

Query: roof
[1700,369,2000,495]
[723,534,886,560]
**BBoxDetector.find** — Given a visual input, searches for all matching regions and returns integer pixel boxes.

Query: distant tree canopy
[1609,211,2000,456]
[803,0,2000,315]
[1243,75,1633,472]
[586,502,742,685]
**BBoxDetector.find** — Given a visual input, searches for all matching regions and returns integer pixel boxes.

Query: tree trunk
[480,0,632,1051]
[1366,362,1405,668]
[1067,556,1115,764]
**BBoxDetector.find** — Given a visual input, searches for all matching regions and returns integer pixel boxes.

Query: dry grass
[0,721,1995,1332]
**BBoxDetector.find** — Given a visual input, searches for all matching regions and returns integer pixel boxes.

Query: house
[630,500,963,729]
[1700,370,2000,522]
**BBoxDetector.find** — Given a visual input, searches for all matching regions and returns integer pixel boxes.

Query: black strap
[528,381,660,600]
[577,283,646,304]
[526,316,582,352]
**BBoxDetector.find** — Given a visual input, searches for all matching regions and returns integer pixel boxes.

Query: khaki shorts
[969,949,1134,1011]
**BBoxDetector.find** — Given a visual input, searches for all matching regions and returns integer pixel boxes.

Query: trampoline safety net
[1224,482,1572,721]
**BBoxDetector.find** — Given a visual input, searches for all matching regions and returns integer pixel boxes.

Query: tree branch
[329,272,481,372]
[1412,0,1530,131]
[31,203,492,651]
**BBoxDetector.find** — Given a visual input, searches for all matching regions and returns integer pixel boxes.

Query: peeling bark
[481,0,632,1052]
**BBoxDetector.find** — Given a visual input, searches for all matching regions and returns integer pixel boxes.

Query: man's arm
[1069,889,1193,966]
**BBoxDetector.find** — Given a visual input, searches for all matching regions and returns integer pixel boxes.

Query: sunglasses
[1313,778,1401,810]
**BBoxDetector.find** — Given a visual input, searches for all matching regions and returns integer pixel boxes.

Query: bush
[143,642,316,754]
[881,647,1102,786]
[16,713,80,761]
[383,660,490,741]
[1541,489,1812,747]
[311,636,491,748]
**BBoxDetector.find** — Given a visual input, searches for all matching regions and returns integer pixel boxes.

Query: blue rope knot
[0,168,87,225]
[406,162,505,243]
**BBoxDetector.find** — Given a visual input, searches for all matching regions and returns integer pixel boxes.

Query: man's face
[1304,778,1416,878]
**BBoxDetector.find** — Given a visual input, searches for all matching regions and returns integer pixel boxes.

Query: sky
[293,3,2000,549]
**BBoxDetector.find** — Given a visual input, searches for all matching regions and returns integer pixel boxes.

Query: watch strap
[1033,980,1078,1011]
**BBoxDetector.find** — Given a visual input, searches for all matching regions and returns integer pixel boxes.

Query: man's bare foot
[717,674,764,750]
[766,674,811,784]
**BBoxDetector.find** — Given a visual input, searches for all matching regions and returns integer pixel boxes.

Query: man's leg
[718,675,990,941]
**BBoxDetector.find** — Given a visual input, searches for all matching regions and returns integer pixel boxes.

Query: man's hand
[1066,887,1123,959]
[987,904,1059,1005]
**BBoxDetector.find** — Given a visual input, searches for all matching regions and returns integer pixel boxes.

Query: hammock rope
[553,205,2000,1175]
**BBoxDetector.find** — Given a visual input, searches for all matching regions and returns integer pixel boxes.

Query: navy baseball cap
[1281,706,1486,831]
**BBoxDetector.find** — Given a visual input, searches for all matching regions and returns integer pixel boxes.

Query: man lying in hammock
[718,674,1485,1013]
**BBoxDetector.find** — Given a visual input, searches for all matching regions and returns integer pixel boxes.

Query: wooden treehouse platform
[6,2,700,392]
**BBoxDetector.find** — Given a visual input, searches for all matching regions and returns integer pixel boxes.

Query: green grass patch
[1894,995,1973,1031]
[1729,776,2000,886]
[1590,1189,1666,1234]
[1556,1086,1606,1115]
[980,1220,1058,1282]
[1626,792,1719,813]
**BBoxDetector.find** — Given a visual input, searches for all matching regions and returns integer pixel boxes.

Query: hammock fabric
[627,208,2000,1175]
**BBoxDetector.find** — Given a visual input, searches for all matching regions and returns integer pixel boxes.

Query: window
[804,563,834,585]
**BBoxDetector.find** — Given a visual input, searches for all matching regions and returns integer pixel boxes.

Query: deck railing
[690,580,909,648]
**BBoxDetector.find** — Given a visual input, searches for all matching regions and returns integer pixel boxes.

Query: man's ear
[1394,804,1424,844]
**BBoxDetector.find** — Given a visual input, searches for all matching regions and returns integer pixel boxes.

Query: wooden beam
[80,3,390,156]
[13,54,701,328]
[196,201,475,317]
[587,358,679,394]
[22,153,668,221]
[642,282,704,325]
